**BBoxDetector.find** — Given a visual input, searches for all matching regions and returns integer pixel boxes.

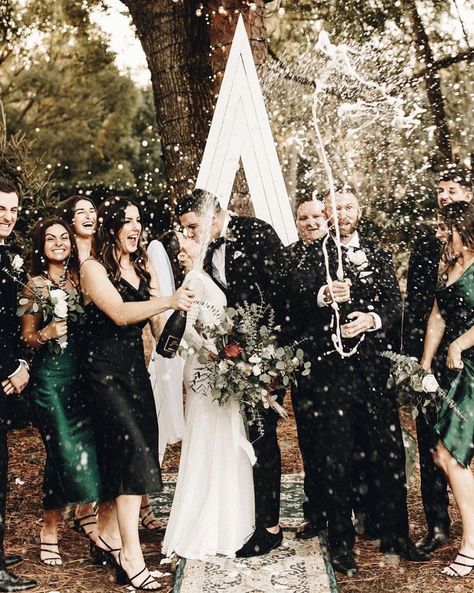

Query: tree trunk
[402,0,453,165]
[121,0,268,214]
[120,0,214,204]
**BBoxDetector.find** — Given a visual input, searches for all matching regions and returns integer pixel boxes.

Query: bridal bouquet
[182,300,311,427]
[381,351,466,421]
[17,277,84,354]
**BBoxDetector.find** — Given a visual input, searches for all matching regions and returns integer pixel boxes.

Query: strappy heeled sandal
[73,512,98,539]
[89,535,121,567]
[40,540,62,567]
[116,552,160,591]
[442,551,474,577]
[140,503,163,533]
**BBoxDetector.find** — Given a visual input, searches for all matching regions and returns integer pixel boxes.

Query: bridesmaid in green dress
[421,201,474,578]
[21,217,100,566]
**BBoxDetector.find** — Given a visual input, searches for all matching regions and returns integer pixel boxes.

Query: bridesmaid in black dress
[80,197,194,590]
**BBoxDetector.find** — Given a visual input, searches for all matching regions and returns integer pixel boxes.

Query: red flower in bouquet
[223,341,244,359]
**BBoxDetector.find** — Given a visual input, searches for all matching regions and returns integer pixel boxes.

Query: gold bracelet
[454,340,463,351]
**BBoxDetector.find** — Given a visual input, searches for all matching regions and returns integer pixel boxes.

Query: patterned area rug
[151,474,338,593]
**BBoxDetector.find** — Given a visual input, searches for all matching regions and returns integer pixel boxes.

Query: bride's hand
[170,284,195,311]
[41,319,67,341]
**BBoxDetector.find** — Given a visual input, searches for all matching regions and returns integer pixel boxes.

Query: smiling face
[325,191,361,239]
[72,199,96,238]
[117,204,141,254]
[296,200,328,243]
[0,191,19,242]
[43,223,71,264]
[437,180,472,208]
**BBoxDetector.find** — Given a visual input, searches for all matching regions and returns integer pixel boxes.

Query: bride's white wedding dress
[162,269,255,560]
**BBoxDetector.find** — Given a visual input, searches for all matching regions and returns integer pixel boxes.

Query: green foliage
[264,0,473,261]
[0,0,165,200]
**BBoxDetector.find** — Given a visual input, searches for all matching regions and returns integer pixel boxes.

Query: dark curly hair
[93,196,151,288]
[30,217,80,284]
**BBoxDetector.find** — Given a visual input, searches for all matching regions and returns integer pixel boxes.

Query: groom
[177,188,286,557]
[0,178,38,592]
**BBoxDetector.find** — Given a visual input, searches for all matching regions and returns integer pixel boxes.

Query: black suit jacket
[287,235,402,389]
[404,231,441,358]
[0,246,22,381]
[207,216,286,317]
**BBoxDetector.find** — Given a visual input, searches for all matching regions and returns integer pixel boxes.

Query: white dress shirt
[211,211,233,289]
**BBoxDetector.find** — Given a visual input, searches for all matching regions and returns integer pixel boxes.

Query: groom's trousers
[249,392,283,529]
[0,394,8,570]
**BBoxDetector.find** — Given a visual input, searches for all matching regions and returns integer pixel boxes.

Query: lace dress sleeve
[183,273,218,355]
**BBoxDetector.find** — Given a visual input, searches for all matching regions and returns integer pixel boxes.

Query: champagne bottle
[156,310,187,358]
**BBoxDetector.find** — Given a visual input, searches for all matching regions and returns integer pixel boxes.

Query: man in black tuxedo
[404,166,472,554]
[177,188,286,557]
[287,187,428,574]
[0,179,38,592]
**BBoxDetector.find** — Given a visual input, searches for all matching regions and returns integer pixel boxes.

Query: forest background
[0,0,473,272]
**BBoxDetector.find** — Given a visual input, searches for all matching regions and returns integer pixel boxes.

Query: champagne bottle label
[161,334,181,354]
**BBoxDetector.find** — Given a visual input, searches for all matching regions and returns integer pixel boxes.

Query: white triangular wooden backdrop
[196,16,297,246]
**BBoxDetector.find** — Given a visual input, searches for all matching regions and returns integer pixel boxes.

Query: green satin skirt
[435,358,474,468]
[33,344,100,509]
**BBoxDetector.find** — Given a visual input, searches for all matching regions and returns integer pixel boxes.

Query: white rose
[11,254,24,271]
[249,354,262,364]
[252,364,262,376]
[54,301,68,319]
[347,248,368,267]
[50,289,69,319]
[218,360,229,373]
[422,374,439,393]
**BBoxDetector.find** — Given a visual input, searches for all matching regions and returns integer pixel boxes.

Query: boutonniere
[344,248,373,283]
[233,250,243,260]
[346,248,367,267]
[11,254,24,273]
[225,228,237,243]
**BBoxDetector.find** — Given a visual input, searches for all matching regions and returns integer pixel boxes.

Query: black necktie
[204,237,227,293]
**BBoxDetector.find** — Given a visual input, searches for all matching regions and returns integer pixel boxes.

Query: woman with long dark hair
[80,197,193,590]
[421,201,474,577]
[60,195,97,264]
[21,217,100,566]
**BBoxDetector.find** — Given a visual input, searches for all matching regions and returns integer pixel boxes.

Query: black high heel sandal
[116,552,160,591]
[73,512,98,539]
[89,535,121,567]
[139,503,163,533]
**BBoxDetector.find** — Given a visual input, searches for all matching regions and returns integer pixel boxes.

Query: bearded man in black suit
[0,178,38,592]
[404,165,472,553]
[287,186,428,574]
[177,188,286,557]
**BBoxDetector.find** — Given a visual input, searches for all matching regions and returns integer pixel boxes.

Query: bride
[162,231,255,560]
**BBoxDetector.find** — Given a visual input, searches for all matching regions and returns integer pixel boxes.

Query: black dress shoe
[4,558,22,570]
[415,529,450,554]
[331,549,358,575]
[235,527,283,558]
[0,570,38,592]
[380,537,431,562]
[295,521,321,540]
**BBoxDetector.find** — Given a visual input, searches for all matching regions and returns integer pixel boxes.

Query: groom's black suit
[205,215,286,528]
[0,246,23,570]
[287,234,410,552]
